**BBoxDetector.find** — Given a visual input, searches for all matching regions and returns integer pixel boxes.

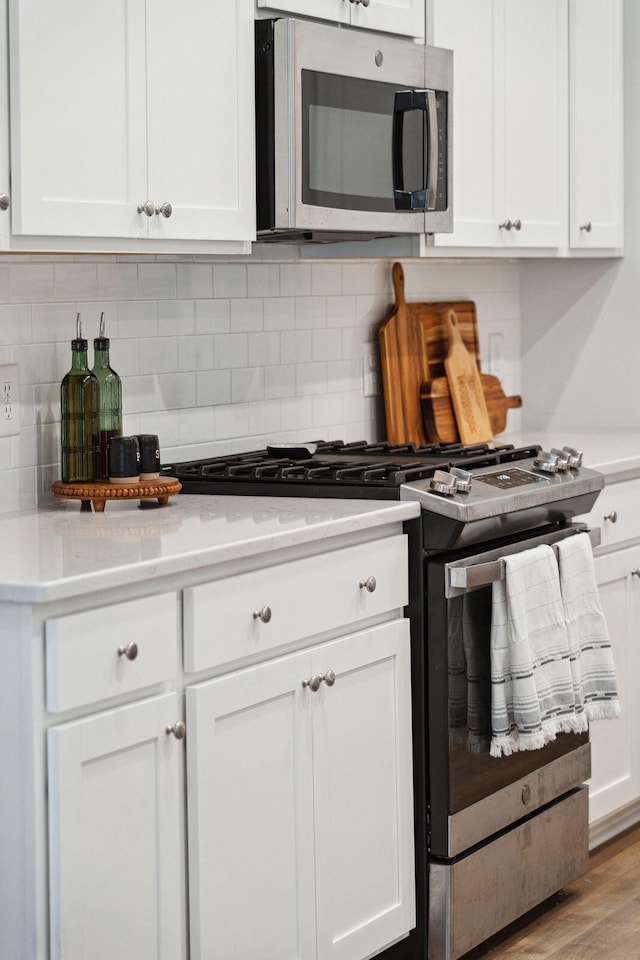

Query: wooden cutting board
[442,309,493,444]
[421,375,523,444]
[379,263,482,445]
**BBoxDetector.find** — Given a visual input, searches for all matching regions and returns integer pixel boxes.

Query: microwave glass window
[302,70,426,212]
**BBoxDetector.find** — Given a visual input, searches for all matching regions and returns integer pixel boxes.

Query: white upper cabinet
[256,0,425,40]
[0,0,11,247]
[7,0,255,248]
[569,0,624,251]
[431,0,568,251]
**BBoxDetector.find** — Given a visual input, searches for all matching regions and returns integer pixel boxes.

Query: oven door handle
[445,525,601,597]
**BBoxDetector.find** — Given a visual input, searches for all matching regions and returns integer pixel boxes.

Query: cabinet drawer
[46,593,180,712]
[184,534,408,672]
[579,478,640,549]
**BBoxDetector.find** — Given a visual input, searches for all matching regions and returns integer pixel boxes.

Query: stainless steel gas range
[164,439,605,960]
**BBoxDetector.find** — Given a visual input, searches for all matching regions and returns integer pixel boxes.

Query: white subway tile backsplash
[230,298,264,333]
[9,263,55,302]
[158,299,196,337]
[97,262,139,301]
[0,253,521,514]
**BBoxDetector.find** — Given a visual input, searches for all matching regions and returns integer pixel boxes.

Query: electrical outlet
[362,342,381,397]
[0,364,21,437]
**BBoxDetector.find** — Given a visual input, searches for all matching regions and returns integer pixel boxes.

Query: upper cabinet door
[8,0,148,238]
[500,0,568,248]
[432,0,568,251]
[0,1,10,247]
[146,0,255,242]
[350,0,425,39]
[257,0,423,38]
[569,0,624,251]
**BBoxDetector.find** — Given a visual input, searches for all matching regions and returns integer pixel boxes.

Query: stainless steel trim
[426,88,438,210]
[429,787,589,960]
[447,742,591,856]
[445,525,600,597]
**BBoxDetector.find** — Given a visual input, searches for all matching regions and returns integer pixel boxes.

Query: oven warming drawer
[428,785,589,960]
[446,741,591,857]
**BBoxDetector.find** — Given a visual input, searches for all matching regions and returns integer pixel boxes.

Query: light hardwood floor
[462,823,640,960]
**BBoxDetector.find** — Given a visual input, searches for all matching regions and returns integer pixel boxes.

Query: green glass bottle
[60,314,100,483]
[91,312,123,480]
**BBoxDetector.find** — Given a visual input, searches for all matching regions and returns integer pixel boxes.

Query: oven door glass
[301,70,439,213]
[426,528,591,854]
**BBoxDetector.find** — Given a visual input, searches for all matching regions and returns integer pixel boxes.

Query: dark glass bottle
[91,312,123,480]
[60,315,100,483]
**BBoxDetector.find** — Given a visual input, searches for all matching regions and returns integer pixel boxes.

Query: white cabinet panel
[312,622,415,960]
[569,0,624,250]
[187,620,415,960]
[588,548,640,824]
[0,0,10,247]
[187,651,316,960]
[432,0,567,251]
[9,0,148,238]
[48,693,186,960]
[146,0,255,242]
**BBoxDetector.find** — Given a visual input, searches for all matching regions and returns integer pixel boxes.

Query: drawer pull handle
[322,670,336,687]
[631,569,640,578]
[253,605,272,623]
[359,576,377,593]
[303,675,322,692]
[604,510,618,523]
[166,721,186,740]
[117,642,138,661]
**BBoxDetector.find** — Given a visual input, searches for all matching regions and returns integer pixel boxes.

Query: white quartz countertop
[0,495,420,604]
[500,431,640,481]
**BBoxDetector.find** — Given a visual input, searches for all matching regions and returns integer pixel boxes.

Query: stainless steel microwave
[255,18,453,242]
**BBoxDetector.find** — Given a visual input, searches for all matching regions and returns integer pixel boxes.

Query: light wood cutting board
[421,375,523,444]
[442,309,493,444]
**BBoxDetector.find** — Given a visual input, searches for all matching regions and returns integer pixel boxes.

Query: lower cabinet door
[47,693,186,960]
[186,619,415,960]
[589,548,640,824]
[186,650,317,960]
[311,621,415,960]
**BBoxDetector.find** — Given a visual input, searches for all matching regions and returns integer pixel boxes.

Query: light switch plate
[362,342,381,397]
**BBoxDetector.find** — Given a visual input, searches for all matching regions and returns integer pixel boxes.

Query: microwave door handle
[392,89,428,210]
[425,88,438,211]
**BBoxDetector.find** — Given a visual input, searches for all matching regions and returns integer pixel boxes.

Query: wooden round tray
[51,477,182,512]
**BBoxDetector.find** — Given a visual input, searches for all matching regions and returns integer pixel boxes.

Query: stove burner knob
[449,467,472,493]
[430,470,458,496]
[550,448,571,472]
[562,446,583,469]
[533,451,559,474]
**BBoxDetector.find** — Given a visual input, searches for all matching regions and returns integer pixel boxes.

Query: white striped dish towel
[556,532,620,720]
[490,543,587,758]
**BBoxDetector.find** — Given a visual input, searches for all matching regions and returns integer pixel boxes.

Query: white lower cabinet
[186,620,415,960]
[588,546,640,827]
[47,693,187,960]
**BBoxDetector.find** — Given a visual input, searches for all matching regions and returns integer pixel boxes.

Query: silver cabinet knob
[137,201,155,217]
[117,642,138,661]
[0,194,9,212]
[632,569,640,578]
[512,219,522,231]
[362,0,370,5]
[303,675,322,692]
[322,670,336,687]
[499,220,512,230]
[359,576,377,593]
[155,202,173,219]
[166,721,186,740]
[253,605,272,623]
[580,221,592,232]
[604,510,618,523]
